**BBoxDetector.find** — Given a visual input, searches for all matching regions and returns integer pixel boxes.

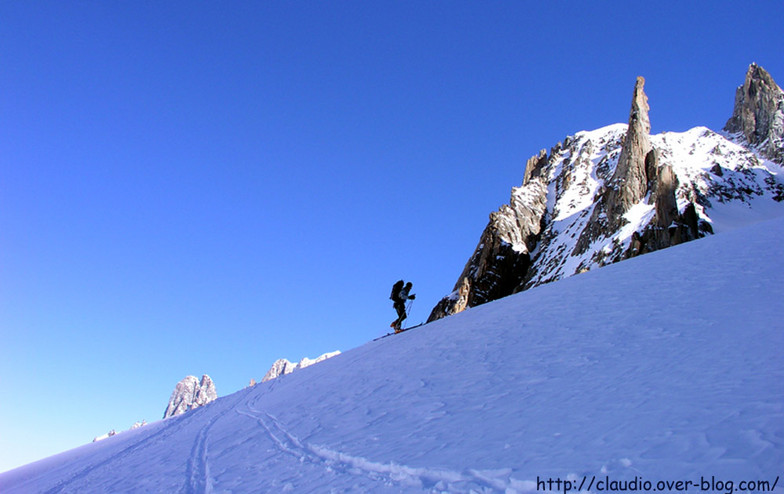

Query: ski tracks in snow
[35,412,195,494]
[181,392,249,494]
[182,414,219,494]
[237,404,534,493]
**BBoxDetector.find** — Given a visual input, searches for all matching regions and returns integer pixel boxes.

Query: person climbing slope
[390,280,415,332]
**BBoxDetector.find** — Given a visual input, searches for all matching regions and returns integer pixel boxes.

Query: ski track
[36,411,196,494]
[237,403,535,493]
[181,413,219,494]
[13,392,247,494]
[181,392,249,494]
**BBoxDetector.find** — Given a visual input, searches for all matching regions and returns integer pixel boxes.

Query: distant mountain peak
[163,375,217,419]
[260,351,341,383]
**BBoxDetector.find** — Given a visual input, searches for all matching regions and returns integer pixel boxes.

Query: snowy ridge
[525,124,784,287]
[2,216,782,493]
[261,351,341,382]
[92,421,147,443]
[527,124,628,284]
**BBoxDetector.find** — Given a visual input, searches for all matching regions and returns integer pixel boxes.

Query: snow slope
[2,218,782,493]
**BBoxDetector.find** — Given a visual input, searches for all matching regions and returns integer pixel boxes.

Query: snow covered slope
[2,218,782,493]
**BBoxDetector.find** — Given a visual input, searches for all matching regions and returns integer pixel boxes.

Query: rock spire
[605,76,653,222]
[724,63,784,164]
[573,76,655,255]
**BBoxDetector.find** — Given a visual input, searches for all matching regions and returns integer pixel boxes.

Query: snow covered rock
[261,358,298,382]
[162,375,217,418]
[429,64,784,322]
[261,351,341,382]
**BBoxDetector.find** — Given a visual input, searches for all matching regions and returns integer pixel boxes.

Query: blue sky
[1,1,782,472]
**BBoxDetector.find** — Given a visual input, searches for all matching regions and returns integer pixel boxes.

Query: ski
[374,323,425,341]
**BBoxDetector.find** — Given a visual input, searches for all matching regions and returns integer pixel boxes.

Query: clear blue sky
[1,1,782,472]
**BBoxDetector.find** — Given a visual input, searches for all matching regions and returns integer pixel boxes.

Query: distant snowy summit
[161,355,340,418]
[260,351,341,383]
[163,374,217,419]
[429,63,784,321]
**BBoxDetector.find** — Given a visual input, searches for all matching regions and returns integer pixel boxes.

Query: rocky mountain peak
[163,374,217,419]
[428,65,784,324]
[573,76,655,255]
[605,76,653,221]
[724,63,784,164]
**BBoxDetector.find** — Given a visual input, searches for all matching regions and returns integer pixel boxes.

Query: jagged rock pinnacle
[724,63,784,164]
[573,76,654,256]
[607,76,652,219]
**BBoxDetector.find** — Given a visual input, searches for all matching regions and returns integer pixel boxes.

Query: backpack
[390,280,404,301]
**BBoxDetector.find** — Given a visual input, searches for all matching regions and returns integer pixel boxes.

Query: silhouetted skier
[390,280,415,332]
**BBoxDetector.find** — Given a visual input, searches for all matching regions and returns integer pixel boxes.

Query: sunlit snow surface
[2,218,783,493]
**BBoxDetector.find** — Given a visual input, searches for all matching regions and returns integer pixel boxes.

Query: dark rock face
[627,160,681,255]
[427,224,533,322]
[427,168,548,322]
[725,63,784,164]
[654,161,679,227]
[163,375,217,419]
[627,175,712,260]
[427,65,784,323]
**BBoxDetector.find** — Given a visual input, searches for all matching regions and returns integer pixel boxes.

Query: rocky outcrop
[606,76,653,221]
[262,358,298,382]
[725,63,784,164]
[163,375,217,418]
[573,77,655,256]
[428,65,784,323]
[261,351,341,382]
[427,171,548,322]
[625,157,712,258]
[430,75,666,322]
